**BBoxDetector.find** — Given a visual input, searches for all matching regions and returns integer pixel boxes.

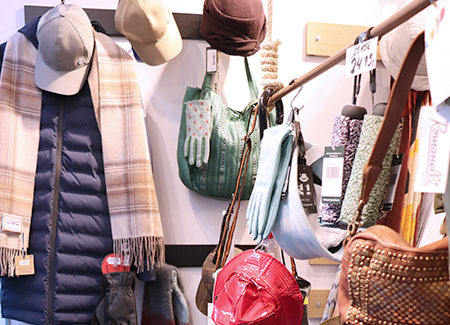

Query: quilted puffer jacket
[0,18,113,325]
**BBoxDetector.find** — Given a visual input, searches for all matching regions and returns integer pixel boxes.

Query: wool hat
[115,0,182,66]
[212,250,303,325]
[200,0,267,57]
[35,4,94,96]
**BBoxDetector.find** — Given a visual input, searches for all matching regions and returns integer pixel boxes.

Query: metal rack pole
[267,0,436,106]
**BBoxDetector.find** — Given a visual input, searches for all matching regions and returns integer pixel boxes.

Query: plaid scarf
[0,30,164,276]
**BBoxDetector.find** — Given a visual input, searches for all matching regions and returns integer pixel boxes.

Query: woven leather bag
[339,226,449,324]
[177,57,274,200]
[338,31,450,325]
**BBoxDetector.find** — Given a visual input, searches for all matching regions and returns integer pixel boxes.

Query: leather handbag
[338,32,450,325]
[212,249,304,325]
[177,57,275,200]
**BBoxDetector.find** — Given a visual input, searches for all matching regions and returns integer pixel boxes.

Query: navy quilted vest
[1,81,113,324]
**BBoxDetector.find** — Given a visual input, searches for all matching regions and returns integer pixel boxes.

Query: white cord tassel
[260,39,284,91]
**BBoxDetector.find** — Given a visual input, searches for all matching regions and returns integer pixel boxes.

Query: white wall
[0,1,444,325]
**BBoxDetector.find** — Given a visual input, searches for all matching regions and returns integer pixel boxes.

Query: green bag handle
[201,57,258,102]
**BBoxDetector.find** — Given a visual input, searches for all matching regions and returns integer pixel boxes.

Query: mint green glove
[246,125,292,243]
[184,100,213,167]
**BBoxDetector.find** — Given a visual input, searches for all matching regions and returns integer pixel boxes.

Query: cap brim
[130,12,182,66]
[380,27,429,91]
[379,32,399,81]
[34,50,91,96]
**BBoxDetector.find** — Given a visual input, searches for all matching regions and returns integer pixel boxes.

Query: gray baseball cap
[35,4,94,95]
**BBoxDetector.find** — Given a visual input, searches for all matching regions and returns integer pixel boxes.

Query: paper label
[414,105,450,193]
[345,37,378,78]
[321,146,344,204]
[15,254,35,276]
[2,214,22,234]
[425,0,450,106]
[383,154,403,211]
[106,255,131,267]
[206,48,218,74]
[298,165,317,213]
[207,303,215,325]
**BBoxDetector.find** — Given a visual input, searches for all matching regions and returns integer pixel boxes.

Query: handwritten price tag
[345,37,378,78]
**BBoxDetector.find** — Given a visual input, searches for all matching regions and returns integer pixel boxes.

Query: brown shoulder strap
[215,103,260,270]
[362,32,425,203]
[346,32,425,240]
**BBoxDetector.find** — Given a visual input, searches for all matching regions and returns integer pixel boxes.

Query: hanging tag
[298,165,317,213]
[321,146,344,204]
[206,48,218,74]
[345,37,378,78]
[15,233,34,276]
[1,213,22,234]
[207,303,215,325]
[383,154,403,211]
[15,254,35,276]
[425,0,450,106]
[101,253,131,274]
[414,105,450,193]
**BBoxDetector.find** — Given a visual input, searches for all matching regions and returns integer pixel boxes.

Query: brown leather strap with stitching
[215,103,260,270]
[345,32,425,242]
[361,32,425,204]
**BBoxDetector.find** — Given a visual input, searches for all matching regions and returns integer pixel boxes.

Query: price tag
[298,165,317,213]
[345,37,378,78]
[425,0,450,106]
[207,303,215,325]
[101,253,131,274]
[321,146,344,204]
[206,48,218,74]
[383,154,403,211]
[2,213,22,234]
[414,105,450,193]
[15,254,35,276]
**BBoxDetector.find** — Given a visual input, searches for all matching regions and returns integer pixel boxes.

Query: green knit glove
[184,100,213,167]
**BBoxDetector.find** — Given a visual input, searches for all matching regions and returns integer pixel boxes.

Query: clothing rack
[267,0,436,106]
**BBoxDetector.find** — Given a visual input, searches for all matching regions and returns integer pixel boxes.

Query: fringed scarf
[0,30,164,276]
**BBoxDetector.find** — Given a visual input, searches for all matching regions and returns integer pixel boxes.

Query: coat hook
[61,0,65,4]
[290,85,304,114]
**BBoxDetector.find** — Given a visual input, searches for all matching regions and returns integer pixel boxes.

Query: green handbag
[177,58,274,200]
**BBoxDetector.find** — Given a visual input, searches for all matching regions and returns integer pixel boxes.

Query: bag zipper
[47,96,65,323]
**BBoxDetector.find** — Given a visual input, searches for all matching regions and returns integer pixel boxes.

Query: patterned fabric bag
[338,32,450,325]
[319,115,363,226]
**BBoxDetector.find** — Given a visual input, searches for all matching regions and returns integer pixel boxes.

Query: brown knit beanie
[200,0,267,57]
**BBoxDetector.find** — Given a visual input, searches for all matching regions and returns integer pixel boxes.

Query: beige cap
[35,4,94,96]
[115,0,182,66]
[379,8,429,92]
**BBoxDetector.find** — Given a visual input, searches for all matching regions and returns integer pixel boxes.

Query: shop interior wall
[0,0,445,324]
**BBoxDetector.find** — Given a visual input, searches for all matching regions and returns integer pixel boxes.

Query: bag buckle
[344,199,364,245]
